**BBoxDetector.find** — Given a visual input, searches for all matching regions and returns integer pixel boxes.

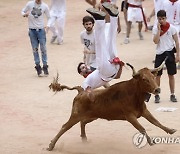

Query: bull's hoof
[147,137,156,146]
[168,129,177,134]
[150,139,156,146]
[46,143,55,151]
[81,137,87,142]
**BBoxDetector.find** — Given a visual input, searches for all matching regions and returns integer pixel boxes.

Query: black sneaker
[35,65,42,77]
[43,65,49,76]
[102,2,119,17]
[154,95,160,103]
[170,95,177,102]
[145,93,151,102]
[86,8,106,20]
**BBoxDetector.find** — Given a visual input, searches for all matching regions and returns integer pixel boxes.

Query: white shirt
[128,0,142,5]
[80,30,97,68]
[153,0,166,23]
[163,0,180,27]
[153,24,177,55]
[50,0,66,16]
[111,0,117,4]
[21,0,50,29]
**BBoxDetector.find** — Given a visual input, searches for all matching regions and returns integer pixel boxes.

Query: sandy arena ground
[0,0,179,154]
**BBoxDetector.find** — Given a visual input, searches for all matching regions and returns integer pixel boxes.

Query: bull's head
[126,60,166,94]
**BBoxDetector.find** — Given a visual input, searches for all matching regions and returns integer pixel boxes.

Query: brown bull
[47,62,176,151]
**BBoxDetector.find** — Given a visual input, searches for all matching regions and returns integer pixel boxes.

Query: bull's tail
[49,73,83,94]
[56,85,83,93]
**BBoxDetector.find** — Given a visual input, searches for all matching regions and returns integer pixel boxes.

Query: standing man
[124,0,145,44]
[163,0,180,69]
[80,15,96,71]
[47,0,66,45]
[21,0,50,76]
[153,10,179,103]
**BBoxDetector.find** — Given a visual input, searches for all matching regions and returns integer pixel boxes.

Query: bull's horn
[126,63,139,76]
[151,56,168,72]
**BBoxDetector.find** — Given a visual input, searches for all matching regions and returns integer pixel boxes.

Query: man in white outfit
[47,0,66,45]
[163,0,180,69]
[124,0,145,44]
[82,3,124,93]
[147,0,165,26]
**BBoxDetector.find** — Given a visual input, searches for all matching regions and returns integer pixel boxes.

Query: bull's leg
[142,109,177,134]
[80,118,97,141]
[47,116,80,151]
[126,115,154,146]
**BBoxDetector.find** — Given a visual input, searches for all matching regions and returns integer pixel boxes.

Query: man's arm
[114,66,122,79]
[153,23,161,44]
[172,33,180,63]
[21,2,30,17]
[84,47,95,54]
[117,16,121,33]
[147,8,155,22]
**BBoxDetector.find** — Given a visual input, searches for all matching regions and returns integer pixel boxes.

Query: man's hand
[175,54,180,63]
[23,12,29,17]
[45,26,49,33]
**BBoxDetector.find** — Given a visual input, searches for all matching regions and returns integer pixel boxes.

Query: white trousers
[127,7,143,22]
[48,10,66,43]
[82,16,120,90]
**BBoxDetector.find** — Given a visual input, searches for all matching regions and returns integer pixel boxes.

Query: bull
[47,62,176,151]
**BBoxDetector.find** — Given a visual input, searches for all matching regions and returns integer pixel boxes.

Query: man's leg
[106,16,118,59]
[168,75,175,94]
[168,75,177,102]
[56,13,66,45]
[48,15,58,43]
[38,29,49,76]
[138,21,144,40]
[154,75,161,103]
[124,21,132,44]
[29,29,42,76]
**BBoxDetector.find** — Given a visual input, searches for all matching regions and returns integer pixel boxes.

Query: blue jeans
[29,28,48,66]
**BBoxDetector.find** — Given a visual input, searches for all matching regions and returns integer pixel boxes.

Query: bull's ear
[133,74,140,79]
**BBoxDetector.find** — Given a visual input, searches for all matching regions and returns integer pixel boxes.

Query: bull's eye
[142,78,149,84]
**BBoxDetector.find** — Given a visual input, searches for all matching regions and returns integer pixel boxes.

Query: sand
[0,0,179,154]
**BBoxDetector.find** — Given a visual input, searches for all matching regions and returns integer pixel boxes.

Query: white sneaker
[50,36,57,43]
[124,37,130,44]
[138,32,144,40]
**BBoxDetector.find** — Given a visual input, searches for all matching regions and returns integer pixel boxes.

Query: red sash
[128,3,148,31]
[160,22,170,36]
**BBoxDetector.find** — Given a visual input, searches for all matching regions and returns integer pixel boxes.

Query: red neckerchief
[83,71,92,78]
[160,22,170,36]
[100,0,111,3]
[169,0,178,5]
